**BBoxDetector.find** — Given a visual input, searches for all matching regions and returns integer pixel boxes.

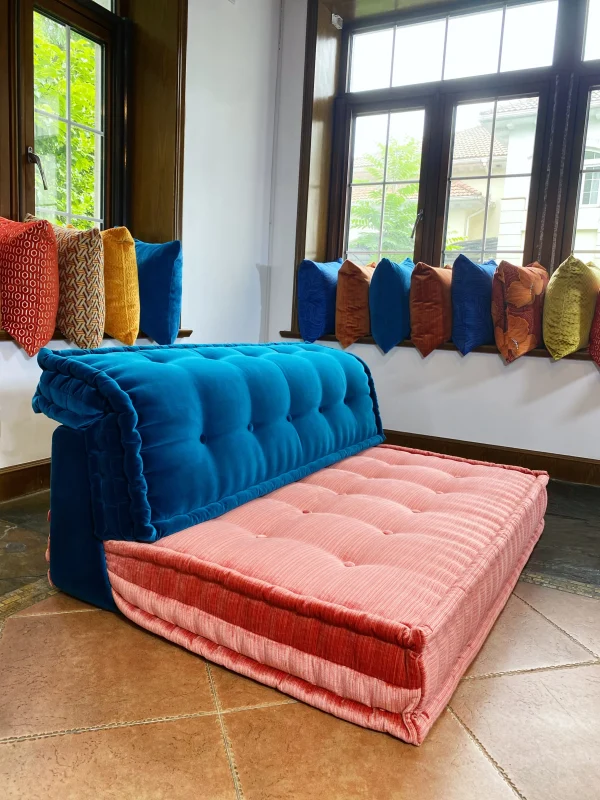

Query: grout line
[206,663,246,800]
[0,697,296,747]
[221,699,297,716]
[14,608,103,618]
[462,659,600,682]
[447,707,528,800]
[513,593,600,659]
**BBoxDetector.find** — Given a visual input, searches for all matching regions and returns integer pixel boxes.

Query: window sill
[0,329,194,344]
[279,331,594,362]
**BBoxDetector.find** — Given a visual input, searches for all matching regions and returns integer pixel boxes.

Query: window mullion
[479,99,498,263]
[377,112,392,262]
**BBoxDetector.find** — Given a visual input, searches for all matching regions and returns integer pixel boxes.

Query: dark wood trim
[383,429,600,486]
[279,330,595,361]
[0,0,19,220]
[0,328,193,342]
[173,0,187,241]
[0,458,50,502]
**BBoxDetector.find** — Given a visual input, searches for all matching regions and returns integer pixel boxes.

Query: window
[443,97,539,266]
[584,0,600,61]
[33,11,105,229]
[348,1,559,93]
[15,0,128,229]
[346,109,425,265]
[572,90,600,263]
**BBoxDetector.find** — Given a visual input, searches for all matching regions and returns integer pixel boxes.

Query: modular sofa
[33,343,548,745]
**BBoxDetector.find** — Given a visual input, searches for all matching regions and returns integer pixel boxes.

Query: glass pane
[485,176,531,254]
[70,30,103,130]
[347,185,383,253]
[350,29,394,92]
[585,0,600,61]
[92,0,113,9]
[583,91,600,159]
[34,13,67,118]
[444,9,503,80]
[450,102,496,179]
[70,217,99,231]
[443,251,483,266]
[386,110,425,182]
[380,253,413,263]
[484,252,524,265]
[347,252,379,266]
[500,1,558,73]
[445,178,488,255]
[574,182,600,255]
[392,19,445,87]
[492,97,539,176]
[352,114,388,184]
[71,127,103,219]
[34,113,67,215]
[381,183,419,253]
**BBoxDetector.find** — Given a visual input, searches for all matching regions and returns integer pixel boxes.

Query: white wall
[268,0,600,461]
[181,0,281,342]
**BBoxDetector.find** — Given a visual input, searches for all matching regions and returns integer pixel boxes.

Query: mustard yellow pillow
[101,227,140,345]
[543,255,600,359]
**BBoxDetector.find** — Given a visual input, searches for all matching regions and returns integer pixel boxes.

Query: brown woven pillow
[492,260,548,363]
[26,214,105,349]
[336,259,375,348]
[410,262,453,357]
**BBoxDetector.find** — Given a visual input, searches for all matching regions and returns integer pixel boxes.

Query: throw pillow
[492,260,549,363]
[135,239,183,345]
[0,216,59,356]
[370,257,415,354]
[451,254,497,355]
[26,215,105,349]
[410,262,453,357]
[101,227,140,345]
[336,259,375,348]
[588,291,600,367]
[297,258,343,342]
[543,255,600,359]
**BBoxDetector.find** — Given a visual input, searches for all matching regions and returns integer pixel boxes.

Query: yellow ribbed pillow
[101,227,140,345]
[543,255,600,359]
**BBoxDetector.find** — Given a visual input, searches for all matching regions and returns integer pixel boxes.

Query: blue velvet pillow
[451,254,498,355]
[135,239,183,345]
[297,258,343,342]
[369,257,415,353]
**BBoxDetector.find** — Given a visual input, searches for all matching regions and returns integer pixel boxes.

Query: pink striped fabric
[105,445,548,744]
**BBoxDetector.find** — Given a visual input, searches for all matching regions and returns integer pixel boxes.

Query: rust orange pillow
[410,262,453,357]
[590,291,600,367]
[492,260,549,363]
[336,259,375,348]
[0,216,59,356]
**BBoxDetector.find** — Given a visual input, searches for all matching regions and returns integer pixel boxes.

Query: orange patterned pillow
[410,262,453,357]
[26,215,105,349]
[492,260,548,363]
[0,217,59,356]
[336,260,375,348]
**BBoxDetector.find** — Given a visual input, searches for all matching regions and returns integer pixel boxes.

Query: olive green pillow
[543,255,600,359]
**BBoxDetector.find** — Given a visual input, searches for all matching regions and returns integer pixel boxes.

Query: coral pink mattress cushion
[105,445,548,740]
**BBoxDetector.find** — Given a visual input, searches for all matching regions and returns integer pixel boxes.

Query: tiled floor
[1,484,599,798]
[0,582,599,799]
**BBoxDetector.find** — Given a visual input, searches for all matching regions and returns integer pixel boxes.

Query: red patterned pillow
[0,217,59,356]
[590,291,600,367]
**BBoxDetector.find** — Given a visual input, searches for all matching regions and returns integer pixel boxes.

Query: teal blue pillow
[451,254,497,355]
[370,257,415,353]
[135,239,183,345]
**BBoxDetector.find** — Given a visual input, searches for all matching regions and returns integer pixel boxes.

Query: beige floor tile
[515,582,600,656]
[465,594,592,677]
[451,663,600,800]
[14,592,98,616]
[0,612,215,739]
[0,715,235,800]
[209,663,293,710]
[225,702,516,800]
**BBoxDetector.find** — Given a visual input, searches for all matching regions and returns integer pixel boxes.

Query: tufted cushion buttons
[302,509,311,514]
[248,423,254,432]
[318,407,324,413]
[343,561,355,567]
[200,434,207,444]
[286,414,293,422]
[256,534,267,538]
[382,529,393,535]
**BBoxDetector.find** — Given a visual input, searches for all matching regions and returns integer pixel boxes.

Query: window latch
[411,209,424,239]
[26,146,48,191]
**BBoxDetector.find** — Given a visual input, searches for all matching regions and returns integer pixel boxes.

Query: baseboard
[383,430,600,486]
[0,459,51,503]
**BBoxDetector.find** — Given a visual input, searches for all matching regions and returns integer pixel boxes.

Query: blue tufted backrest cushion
[33,343,383,542]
